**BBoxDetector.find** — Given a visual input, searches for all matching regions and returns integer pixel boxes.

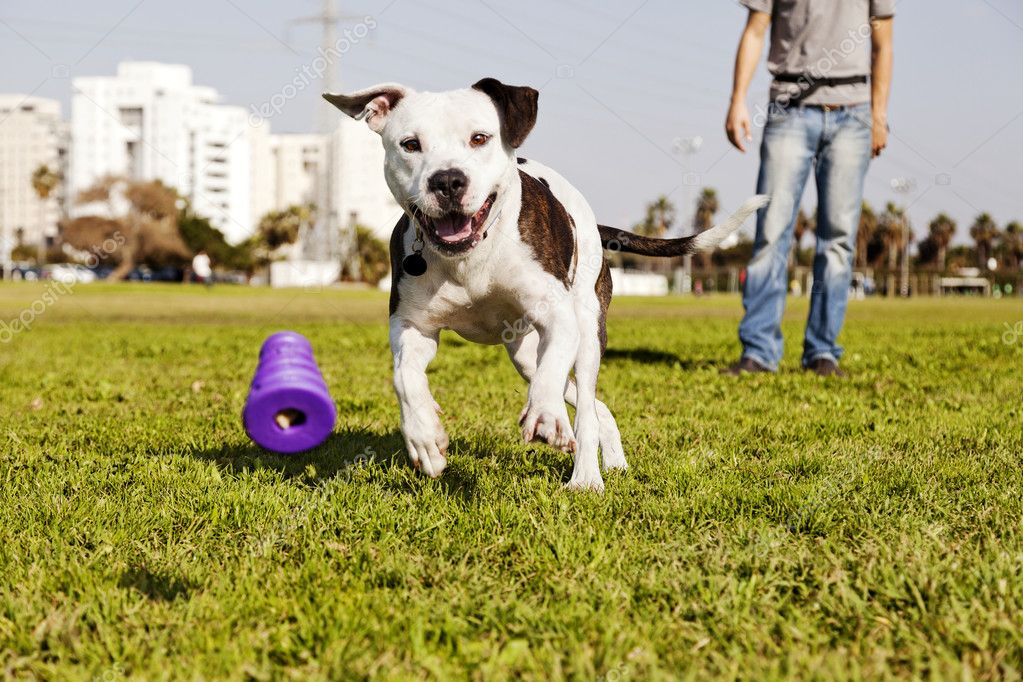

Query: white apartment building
[250,121,399,257]
[331,115,401,242]
[0,95,68,268]
[250,132,327,227]
[253,122,398,286]
[71,62,254,243]
[70,61,400,256]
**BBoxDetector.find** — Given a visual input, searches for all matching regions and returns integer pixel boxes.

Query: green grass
[1,283,1021,680]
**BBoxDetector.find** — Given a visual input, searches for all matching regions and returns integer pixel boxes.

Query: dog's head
[324,78,538,255]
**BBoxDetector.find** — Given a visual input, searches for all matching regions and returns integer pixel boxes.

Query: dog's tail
[599,194,769,257]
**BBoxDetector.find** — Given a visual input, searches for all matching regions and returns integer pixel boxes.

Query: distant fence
[641,266,1023,298]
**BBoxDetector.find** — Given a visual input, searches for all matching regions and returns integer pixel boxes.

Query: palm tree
[30,164,61,263]
[1004,221,1023,271]
[969,213,1000,268]
[855,201,877,270]
[877,202,908,271]
[257,204,314,257]
[692,189,719,268]
[693,188,719,233]
[31,164,60,200]
[635,196,677,238]
[791,208,816,268]
[631,196,678,272]
[927,213,957,271]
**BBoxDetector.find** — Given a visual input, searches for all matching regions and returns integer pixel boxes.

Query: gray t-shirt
[740,0,895,105]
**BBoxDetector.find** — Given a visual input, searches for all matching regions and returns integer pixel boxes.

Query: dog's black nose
[427,169,468,203]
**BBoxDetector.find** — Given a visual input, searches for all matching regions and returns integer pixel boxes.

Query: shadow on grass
[187,427,574,498]
[118,566,196,602]
[188,426,407,483]
[603,347,715,369]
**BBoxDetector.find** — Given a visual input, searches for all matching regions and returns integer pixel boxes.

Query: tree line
[625,188,1023,273]
[12,165,1020,282]
[8,166,390,285]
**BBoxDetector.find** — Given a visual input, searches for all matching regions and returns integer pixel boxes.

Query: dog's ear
[472,78,538,149]
[322,83,408,134]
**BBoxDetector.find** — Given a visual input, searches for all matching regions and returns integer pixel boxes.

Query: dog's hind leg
[516,306,578,454]
[590,395,627,472]
[588,258,626,471]
[564,296,605,491]
[506,330,626,477]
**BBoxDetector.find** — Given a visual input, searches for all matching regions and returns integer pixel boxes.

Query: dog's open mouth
[413,194,497,252]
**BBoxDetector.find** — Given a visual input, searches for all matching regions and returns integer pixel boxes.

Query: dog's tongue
[434,215,473,243]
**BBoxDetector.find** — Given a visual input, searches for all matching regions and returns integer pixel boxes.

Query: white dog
[324,78,767,492]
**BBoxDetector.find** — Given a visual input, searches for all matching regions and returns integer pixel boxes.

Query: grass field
[1,283,1021,680]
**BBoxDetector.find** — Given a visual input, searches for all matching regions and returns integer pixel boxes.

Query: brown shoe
[805,358,846,378]
[720,357,774,376]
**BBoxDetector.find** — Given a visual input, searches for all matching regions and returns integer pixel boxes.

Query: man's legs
[738,107,820,371]
[803,105,873,369]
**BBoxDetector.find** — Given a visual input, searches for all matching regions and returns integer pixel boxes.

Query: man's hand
[726,100,753,152]
[872,114,888,157]
[870,17,893,158]
[727,11,769,153]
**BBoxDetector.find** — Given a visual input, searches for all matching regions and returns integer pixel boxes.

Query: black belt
[773,73,869,105]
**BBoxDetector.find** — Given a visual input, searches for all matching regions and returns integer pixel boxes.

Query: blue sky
[2,0,1022,245]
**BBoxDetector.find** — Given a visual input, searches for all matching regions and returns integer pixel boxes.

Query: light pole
[1,187,11,280]
[673,136,704,234]
[289,0,361,280]
[890,177,916,297]
[673,135,703,293]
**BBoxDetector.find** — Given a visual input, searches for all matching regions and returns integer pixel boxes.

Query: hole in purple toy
[274,408,307,431]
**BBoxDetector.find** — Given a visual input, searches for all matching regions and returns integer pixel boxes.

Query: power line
[0,17,293,51]
[286,0,360,276]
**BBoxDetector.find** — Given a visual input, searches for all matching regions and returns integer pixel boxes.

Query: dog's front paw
[402,412,449,478]
[565,469,605,493]
[519,402,576,453]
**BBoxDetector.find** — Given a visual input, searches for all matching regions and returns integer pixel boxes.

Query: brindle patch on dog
[517,170,575,287]
[388,213,411,315]
[595,259,612,355]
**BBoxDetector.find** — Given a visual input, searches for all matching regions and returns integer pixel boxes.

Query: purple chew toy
[243,331,337,454]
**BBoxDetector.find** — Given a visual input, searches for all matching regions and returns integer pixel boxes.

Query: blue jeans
[739,103,873,370]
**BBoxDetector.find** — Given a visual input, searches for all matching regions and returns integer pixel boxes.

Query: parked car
[88,265,115,281]
[127,267,153,282]
[217,271,249,285]
[150,266,185,283]
[42,264,98,284]
[10,263,40,281]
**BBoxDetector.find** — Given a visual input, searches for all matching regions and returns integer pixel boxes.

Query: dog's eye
[400,138,422,153]
[470,133,490,148]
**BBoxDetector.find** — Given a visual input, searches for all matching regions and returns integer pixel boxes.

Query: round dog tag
[402,253,427,276]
